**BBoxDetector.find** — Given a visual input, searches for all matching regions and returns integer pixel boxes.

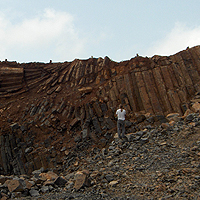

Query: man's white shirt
[116,109,126,120]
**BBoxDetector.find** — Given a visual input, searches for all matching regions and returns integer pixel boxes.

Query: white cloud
[146,22,200,57]
[0,9,87,62]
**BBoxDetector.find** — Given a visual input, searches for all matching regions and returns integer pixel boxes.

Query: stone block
[152,67,172,113]
[74,170,91,191]
[109,89,117,101]
[142,70,163,114]
[192,102,200,112]
[40,185,49,193]
[54,176,67,187]
[124,74,137,111]
[82,129,88,139]
[39,171,58,181]
[135,114,146,124]
[184,113,195,122]
[125,120,133,128]
[47,86,57,95]
[93,102,103,117]
[24,180,33,190]
[5,179,24,192]
[167,90,182,114]
[104,117,115,129]
[92,117,102,133]
[135,72,153,113]
[29,189,40,197]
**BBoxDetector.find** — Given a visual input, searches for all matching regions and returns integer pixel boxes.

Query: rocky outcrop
[0,46,200,114]
[0,46,200,176]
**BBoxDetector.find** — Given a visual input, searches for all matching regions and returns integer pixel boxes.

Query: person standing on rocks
[116,104,126,139]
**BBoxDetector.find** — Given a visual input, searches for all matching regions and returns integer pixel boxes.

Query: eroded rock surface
[0,46,200,199]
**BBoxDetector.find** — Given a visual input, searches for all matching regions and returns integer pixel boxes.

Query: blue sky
[0,0,199,63]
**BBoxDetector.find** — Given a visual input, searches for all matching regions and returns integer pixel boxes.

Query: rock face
[0,46,200,177]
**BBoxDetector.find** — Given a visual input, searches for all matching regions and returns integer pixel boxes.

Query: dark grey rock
[154,115,168,123]
[100,103,107,112]
[105,117,115,129]
[82,129,88,139]
[74,135,82,143]
[40,185,49,193]
[105,174,114,182]
[185,113,195,122]
[29,189,40,197]
[146,116,155,124]
[54,176,67,187]
[125,120,133,128]
[136,115,146,123]
[32,167,45,176]
[92,117,102,134]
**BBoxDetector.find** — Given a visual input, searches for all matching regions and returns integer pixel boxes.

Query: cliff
[0,45,200,175]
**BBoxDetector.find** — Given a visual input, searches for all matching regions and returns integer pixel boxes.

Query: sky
[0,0,199,63]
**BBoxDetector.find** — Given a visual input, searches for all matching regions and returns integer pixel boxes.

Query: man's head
[119,104,123,109]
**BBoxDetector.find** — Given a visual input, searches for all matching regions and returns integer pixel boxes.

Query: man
[116,104,126,139]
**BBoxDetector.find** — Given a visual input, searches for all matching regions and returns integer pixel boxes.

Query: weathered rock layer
[0,45,200,175]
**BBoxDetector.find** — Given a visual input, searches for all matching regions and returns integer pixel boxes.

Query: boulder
[105,174,114,182]
[184,113,195,122]
[54,176,67,187]
[29,189,40,197]
[125,120,133,128]
[40,185,49,193]
[135,114,146,123]
[24,180,33,190]
[39,171,58,181]
[191,102,200,112]
[5,179,24,193]
[74,170,91,191]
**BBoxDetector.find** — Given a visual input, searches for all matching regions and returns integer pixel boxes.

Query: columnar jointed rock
[0,46,200,179]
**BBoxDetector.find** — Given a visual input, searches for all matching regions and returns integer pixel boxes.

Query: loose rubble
[0,109,199,199]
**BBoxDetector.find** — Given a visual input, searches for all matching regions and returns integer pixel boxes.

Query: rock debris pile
[0,106,200,199]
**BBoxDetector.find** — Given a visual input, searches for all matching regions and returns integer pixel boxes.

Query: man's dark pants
[117,119,125,138]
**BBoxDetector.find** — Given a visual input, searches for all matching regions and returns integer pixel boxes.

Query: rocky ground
[0,110,200,200]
